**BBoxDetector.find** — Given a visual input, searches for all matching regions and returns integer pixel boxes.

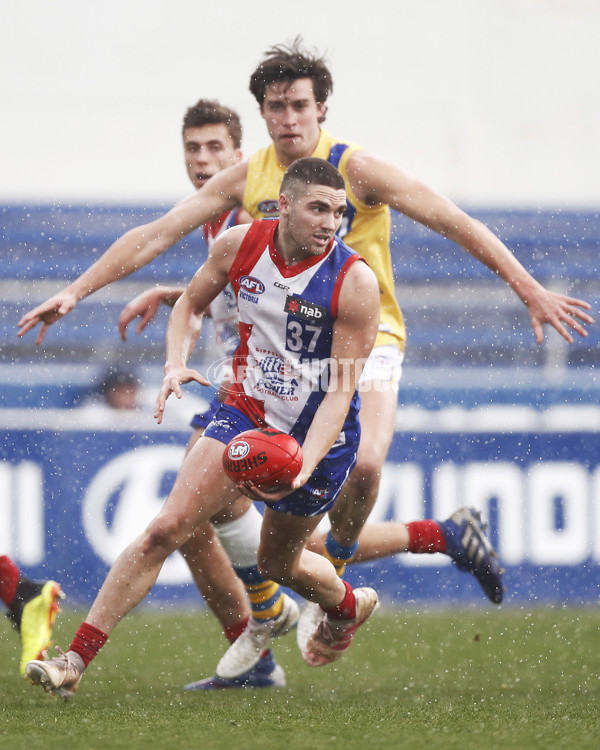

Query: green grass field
[1,605,598,750]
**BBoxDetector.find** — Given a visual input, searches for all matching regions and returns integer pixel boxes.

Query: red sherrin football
[222,428,303,492]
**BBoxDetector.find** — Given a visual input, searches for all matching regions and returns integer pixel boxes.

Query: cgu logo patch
[284,295,327,322]
[239,276,265,295]
[257,199,279,215]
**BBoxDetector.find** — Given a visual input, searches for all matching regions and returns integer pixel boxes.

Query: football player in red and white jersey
[118,100,295,691]
[24,158,382,700]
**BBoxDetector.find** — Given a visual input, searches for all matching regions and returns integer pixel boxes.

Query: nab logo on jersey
[284,295,327,322]
[240,276,265,295]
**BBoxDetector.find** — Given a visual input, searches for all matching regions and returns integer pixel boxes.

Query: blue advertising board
[1,410,599,607]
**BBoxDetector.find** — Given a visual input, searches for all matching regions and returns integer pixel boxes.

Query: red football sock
[406,520,447,554]
[322,580,357,620]
[69,623,109,667]
[0,556,20,607]
[224,616,250,645]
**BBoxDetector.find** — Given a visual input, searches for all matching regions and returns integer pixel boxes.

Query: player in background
[18,40,593,678]
[24,157,382,700]
[120,99,294,690]
[0,553,63,676]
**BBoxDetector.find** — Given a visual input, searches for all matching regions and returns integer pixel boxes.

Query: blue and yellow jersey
[243,129,406,349]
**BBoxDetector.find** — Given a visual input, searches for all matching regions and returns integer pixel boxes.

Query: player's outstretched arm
[118,286,184,341]
[155,224,247,423]
[345,150,594,343]
[17,162,248,344]
[17,209,199,344]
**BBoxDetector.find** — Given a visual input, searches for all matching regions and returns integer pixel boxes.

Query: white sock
[213,505,263,568]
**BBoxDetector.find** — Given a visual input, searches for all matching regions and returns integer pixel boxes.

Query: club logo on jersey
[284,295,327,322]
[239,275,265,304]
[257,199,279,215]
[253,355,300,401]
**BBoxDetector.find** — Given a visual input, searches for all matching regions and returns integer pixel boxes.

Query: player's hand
[526,287,593,344]
[17,290,79,344]
[237,467,311,503]
[237,480,295,503]
[154,366,210,423]
[119,289,165,341]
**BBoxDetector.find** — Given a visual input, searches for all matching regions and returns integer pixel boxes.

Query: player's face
[183,123,242,189]
[261,79,326,166]
[279,184,347,258]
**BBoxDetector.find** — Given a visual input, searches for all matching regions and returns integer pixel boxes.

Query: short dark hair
[98,367,139,395]
[182,99,242,148]
[249,37,333,123]
[280,157,345,197]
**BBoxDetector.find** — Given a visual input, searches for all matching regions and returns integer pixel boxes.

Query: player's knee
[256,552,291,586]
[179,524,215,560]
[348,451,383,497]
[142,514,192,557]
[305,529,327,555]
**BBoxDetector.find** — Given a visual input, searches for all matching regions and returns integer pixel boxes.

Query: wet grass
[1,606,599,750]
